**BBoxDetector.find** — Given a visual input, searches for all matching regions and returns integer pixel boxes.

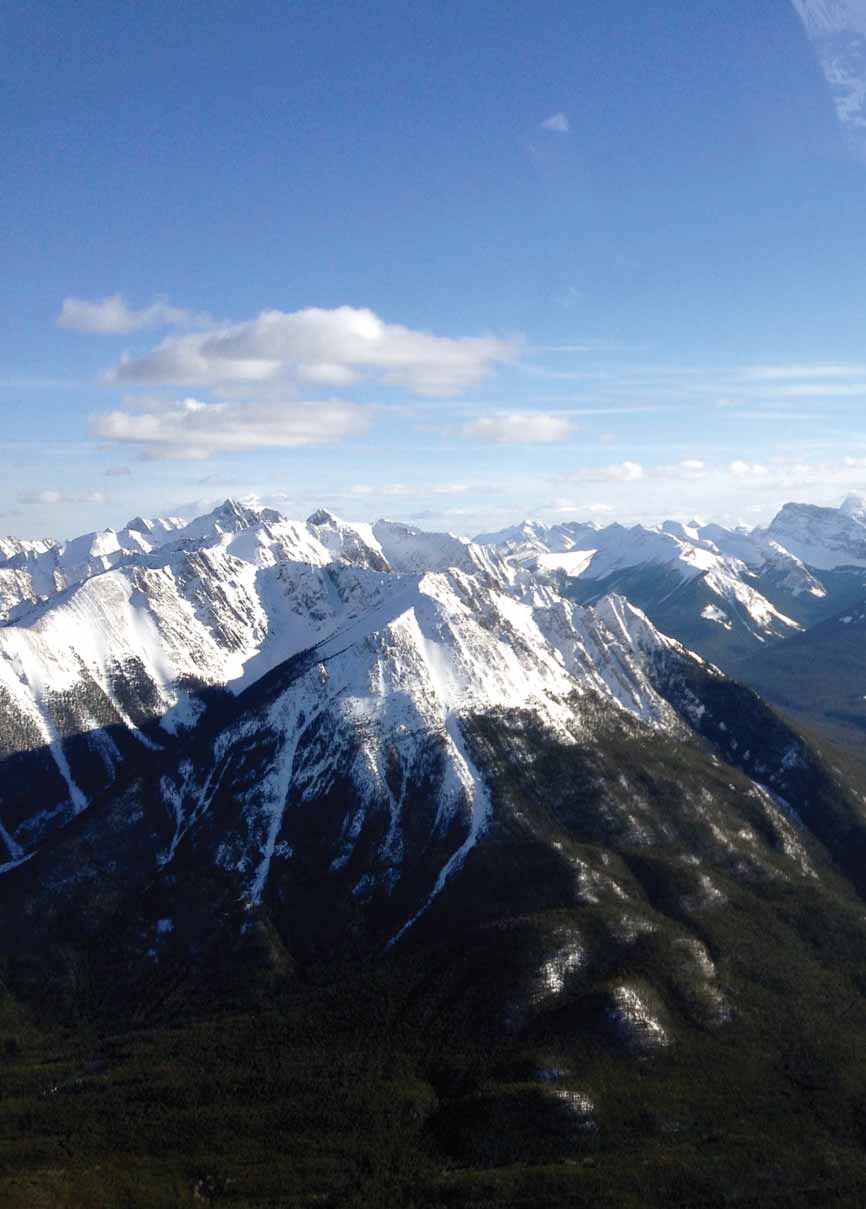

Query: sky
[4,0,866,539]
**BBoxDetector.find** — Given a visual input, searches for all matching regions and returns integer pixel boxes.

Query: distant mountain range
[476,495,866,744]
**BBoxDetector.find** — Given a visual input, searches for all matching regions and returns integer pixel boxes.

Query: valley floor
[3,970,866,1209]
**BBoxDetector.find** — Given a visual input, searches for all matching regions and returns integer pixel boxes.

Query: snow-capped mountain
[759,498,866,569]
[475,496,866,669]
[0,493,818,886]
[0,512,187,621]
[1,493,864,917]
[2,492,854,953]
[0,494,693,871]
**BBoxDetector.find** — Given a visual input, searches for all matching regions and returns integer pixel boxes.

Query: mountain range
[3,494,866,1206]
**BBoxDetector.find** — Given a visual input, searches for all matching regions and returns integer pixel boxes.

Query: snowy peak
[123,514,186,541]
[306,507,341,527]
[0,536,56,564]
[840,493,866,520]
[172,498,283,544]
[474,519,600,560]
[373,519,511,584]
[306,509,390,571]
[473,519,552,554]
[763,501,866,569]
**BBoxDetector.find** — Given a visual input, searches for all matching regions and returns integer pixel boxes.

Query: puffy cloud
[540,112,570,133]
[465,412,573,444]
[106,306,516,397]
[58,294,201,335]
[729,460,770,479]
[567,460,645,483]
[604,460,644,481]
[90,396,370,460]
[667,459,706,479]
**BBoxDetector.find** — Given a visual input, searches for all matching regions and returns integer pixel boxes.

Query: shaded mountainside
[730,595,866,753]
[4,629,866,1203]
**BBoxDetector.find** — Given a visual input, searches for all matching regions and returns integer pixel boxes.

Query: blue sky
[4,0,866,538]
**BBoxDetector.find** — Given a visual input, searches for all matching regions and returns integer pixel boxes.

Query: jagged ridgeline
[3,498,866,1207]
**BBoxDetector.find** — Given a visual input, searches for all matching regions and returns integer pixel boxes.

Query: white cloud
[540,112,570,133]
[741,362,866,380]
[547,498,614,515]
[58,294,203,335]
[729,460,770,479]
[19,489,107,506]
[90,396,370,460]
[106,306,517,397]
[665,459,706,479]
[465,412,573,444]
[566,460,645,483]
[430,482,471,495]
[791,2,866,38]
[350,481,472,498]
[768,383,866,398]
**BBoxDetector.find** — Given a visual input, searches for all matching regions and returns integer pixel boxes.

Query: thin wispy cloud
[546,498,615,516]
[540,112,570,133]
[789,2,866,146]
[58,294,208,335]
[565,461,645,483]
[740,362,866,380]
[18,489,108,506]
[464,412,573,444]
